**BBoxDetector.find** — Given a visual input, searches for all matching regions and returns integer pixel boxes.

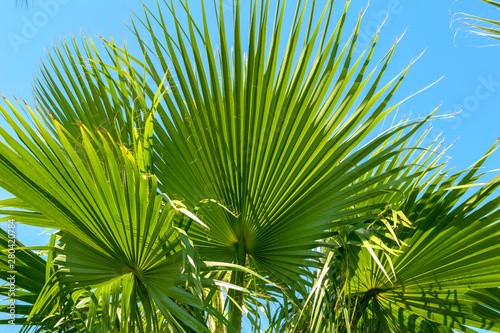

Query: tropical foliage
[461,0,500,40]
[1,0,499,332]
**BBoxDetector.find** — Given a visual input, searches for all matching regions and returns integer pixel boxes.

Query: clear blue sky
[0,0,498,332]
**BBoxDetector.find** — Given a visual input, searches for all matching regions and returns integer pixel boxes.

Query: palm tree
[0,0,499,332]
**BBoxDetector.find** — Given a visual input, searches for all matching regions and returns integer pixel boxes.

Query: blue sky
[0,0,498,332]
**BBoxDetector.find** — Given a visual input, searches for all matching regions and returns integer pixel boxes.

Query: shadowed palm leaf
[460,0,500,40]
[347,146,500,332]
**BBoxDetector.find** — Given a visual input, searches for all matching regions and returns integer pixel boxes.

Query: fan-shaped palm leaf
[0,97,228,332]
[292,144,500,333]
[115,1,446,328]
[28,0,465,330]
[347,145,500,332]
[1,0,498,332]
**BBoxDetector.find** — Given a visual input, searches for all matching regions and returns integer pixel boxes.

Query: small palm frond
[117,0,438,290]
[0,99,222,332]
[349,143,500,332]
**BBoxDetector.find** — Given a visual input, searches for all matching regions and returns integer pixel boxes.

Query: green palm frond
[258,124,455,332]
[0,98,221,332]
[1,0,499,332]
[0,228,46,326]
[126,0,429,283]
[347,144,500,332]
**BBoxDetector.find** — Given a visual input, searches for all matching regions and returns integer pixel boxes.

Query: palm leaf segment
[265,141,500,332]
[0,228,46,326]
[118,0,433,287]
[0,97,222,332]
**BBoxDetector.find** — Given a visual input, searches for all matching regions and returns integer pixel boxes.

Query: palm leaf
[113,0,435,289]
[348,144,500,332]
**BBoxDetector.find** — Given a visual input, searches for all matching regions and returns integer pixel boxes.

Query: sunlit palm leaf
[0,228,46,326]
[2,0,498,332]
[261,124,455,332]
[116,0,435,293]
[349,144,500,332]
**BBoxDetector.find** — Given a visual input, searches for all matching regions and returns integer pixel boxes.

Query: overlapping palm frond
[256,121,452,332]
[348,143,500,332]
[460,0,500,40]
[0,0,499,332]
[0,96,231,332]
[0,228,47,326]
[282,142,500,333]
[0,232,99,332]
